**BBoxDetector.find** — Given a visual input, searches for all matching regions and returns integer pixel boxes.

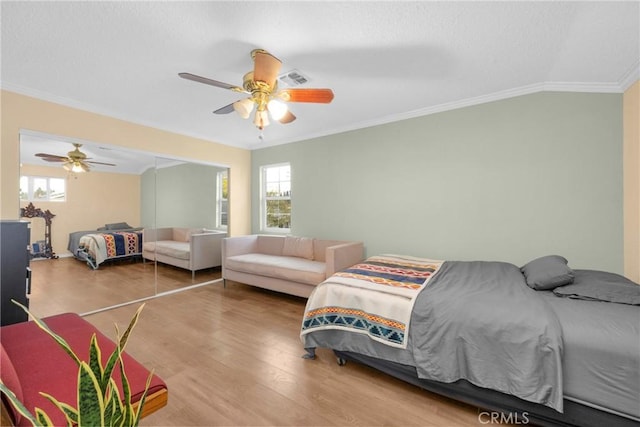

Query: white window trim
[216,170,228,230]
[260,162,291,233]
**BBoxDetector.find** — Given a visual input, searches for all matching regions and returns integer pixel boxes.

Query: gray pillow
[105,222,131,230]
[552,270,640,305]
[521,255,574,290]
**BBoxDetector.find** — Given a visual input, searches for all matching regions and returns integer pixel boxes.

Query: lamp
[63,161,86,173]
[233,98,254,119]
[235,98,288,131]
[267,99,288,121]
[253,109,270,130]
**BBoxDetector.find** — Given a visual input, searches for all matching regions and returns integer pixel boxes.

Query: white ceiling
[3,1,639,163]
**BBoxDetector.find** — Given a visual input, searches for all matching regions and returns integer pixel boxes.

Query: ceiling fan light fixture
[62,161,85,173]
[267,99,288,121]
[254,110,269,130]
[180,48,334,132]
[233,98,254,119]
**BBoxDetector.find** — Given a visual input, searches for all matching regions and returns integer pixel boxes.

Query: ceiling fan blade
[252,49,281,89]
[277,88,334,104]
[35,153,68,162]
[213,103,235,115]
[278,110,296,124]
[86,160,116,166]
[178,72,246,93]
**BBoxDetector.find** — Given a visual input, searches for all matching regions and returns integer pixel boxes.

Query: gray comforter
[410,261,563,412]
[540,289,640,420]
[302,260,565,412]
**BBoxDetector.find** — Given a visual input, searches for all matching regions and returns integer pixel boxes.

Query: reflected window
[260,163,291,232]
[20,176,66,202]
[217,170,228,229]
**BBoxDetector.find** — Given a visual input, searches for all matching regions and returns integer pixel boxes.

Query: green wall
[141,162,227,229]
[252,92,623,273]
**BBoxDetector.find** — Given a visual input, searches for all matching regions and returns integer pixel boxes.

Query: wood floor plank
[25,260,488,426]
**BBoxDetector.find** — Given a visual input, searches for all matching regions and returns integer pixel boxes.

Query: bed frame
[333,350,639,427]
[75,248,142,270]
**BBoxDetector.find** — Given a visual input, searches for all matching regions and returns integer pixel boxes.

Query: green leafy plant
[0,301,153,427]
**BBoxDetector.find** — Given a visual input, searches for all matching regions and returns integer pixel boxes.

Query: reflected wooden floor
[79,282,485,427]
[28,257,221,318]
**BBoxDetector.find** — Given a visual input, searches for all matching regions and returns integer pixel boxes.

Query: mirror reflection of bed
[19,132,229,317]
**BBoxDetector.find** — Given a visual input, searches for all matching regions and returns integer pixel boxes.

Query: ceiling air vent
[278,69,309,87]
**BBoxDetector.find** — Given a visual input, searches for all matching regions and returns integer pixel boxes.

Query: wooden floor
[27,258,488,426]
[28,256,221,318]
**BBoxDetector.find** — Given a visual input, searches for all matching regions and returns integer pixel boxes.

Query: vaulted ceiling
[3,1,638,154]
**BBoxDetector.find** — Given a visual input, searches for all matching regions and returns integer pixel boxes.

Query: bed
[68,222,143,269]
[300,254,640,427]
[76,230,143,269]
[67,222,142,255]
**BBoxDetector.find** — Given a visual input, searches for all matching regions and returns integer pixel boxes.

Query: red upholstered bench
[0,312,167,426]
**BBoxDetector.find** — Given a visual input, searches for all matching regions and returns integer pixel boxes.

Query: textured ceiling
[3,1,639,163]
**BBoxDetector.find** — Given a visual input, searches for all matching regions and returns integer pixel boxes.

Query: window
[20,176,66,202]
[260,163,291,231]
[216,170,228,229]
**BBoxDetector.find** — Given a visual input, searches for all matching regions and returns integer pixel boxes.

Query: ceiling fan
[35,143,116,173]
[179,49,334,131]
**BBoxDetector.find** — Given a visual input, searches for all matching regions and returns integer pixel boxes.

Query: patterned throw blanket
[78,231,142,268]
[301,254,443,349]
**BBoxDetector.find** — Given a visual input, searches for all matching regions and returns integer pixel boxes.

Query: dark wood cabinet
[0,221,31,326]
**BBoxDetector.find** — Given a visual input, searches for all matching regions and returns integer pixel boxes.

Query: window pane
[277,199,291,212]
[279,165,290,181]
[221,175,228,199]
[220,200,228,226]
[266,199,279,213]
[49,178,66,201]
[280,182,291,197]
[265,168,280,182]
[266,213,291,229]
[32,178,48,200]
[265,182,278,196]
[19,176,28,200]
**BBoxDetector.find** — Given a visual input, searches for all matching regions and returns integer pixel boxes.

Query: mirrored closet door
[19,131,229,317]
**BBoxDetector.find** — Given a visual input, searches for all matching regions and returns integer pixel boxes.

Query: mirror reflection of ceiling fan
[35,143,116,173]
[179,49,334,131]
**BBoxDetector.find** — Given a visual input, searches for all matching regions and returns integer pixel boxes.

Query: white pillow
[282,236,314,260]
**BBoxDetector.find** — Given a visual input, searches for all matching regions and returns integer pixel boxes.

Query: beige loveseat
[143,227,226,278]
[222,234,364,298]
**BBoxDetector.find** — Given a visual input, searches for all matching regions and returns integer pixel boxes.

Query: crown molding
[266,80,627,149]
[2,77,633,151]
[619,60,640,91]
